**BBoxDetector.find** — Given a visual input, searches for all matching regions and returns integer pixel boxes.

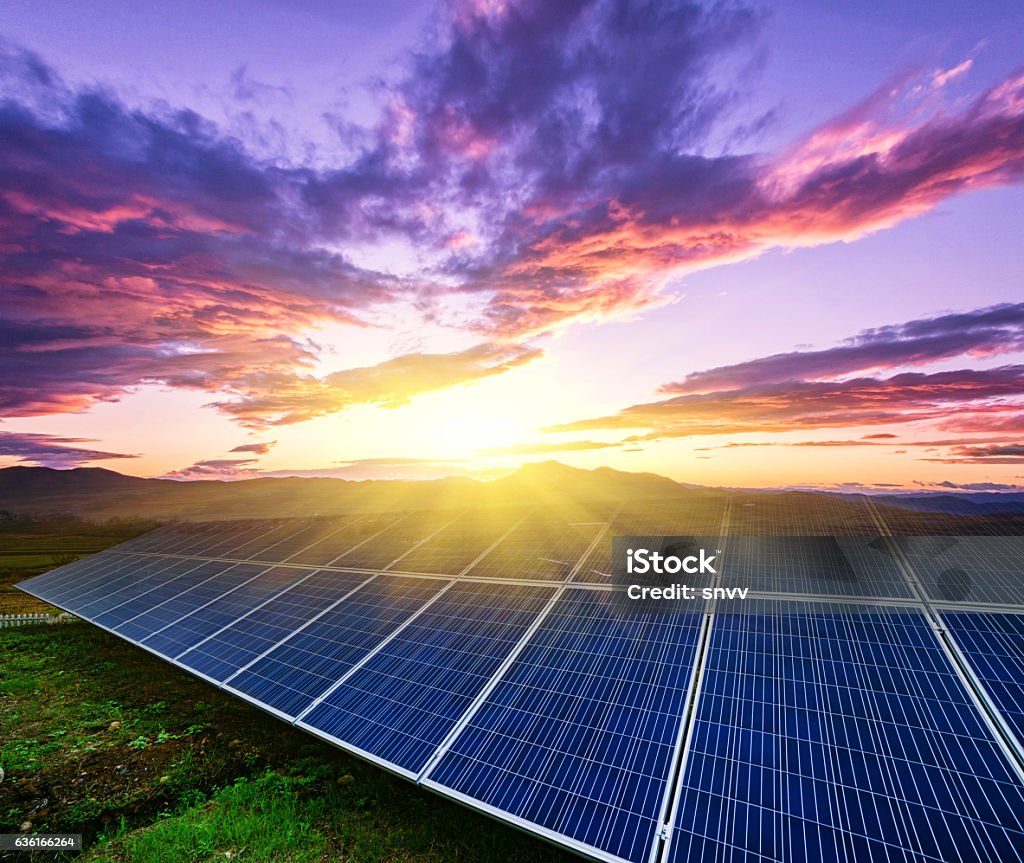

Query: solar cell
[139,565,317,657]
[284,513,407,567]
[720,536,913,599]
[60,557,219,620]
[572,501,727,584]
[177,567,373,681]
[423,587,707,863]
[392,509,530,575]
[225,575,451,718]
[941,611,1024,751]
[298,580,556,775]
[901,537,1024,607]
[663,600,1024,863]
[341,512,459,570]
[464,516,604,581]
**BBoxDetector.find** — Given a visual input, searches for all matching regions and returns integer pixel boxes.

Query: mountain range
[2,463,1022,522]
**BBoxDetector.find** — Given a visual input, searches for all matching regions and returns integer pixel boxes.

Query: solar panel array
[17,499,1024,863]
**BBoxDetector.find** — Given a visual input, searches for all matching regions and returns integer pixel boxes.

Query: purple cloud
[2,3,1024,430]
[0,431,137,467]
[661,303,1024,394]
[229,441,277,455]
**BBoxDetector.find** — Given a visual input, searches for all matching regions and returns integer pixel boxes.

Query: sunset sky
[2,0,1023,490]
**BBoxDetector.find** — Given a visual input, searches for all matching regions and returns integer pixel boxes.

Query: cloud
[163,457,260,480]
[454,58,1024,338]
[229,441,277,455]
[927,442,1024,464]
[478,439,619,456]
[0,431,138,467]
[551,365,1024,439]
[3,6,1024,427]
[660,303,1024,394]
[930,480,1024,491]
[0,46,410,423]
[212,342,543,427]
[545,300,1024,450]
[697,439,886,450]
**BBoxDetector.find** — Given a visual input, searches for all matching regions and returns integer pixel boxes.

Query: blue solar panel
[139,565,318,657]
[942,611,1024,750]
[721,536,913,598]
[226,575,450,717]
[108,562,277,640]
[424,587,706,863]
[906,537,1024,606]
[13,552,136,606]
[66,558,220,619]
[81,561,246,633]
[664,602,1024,863]
[176,568,373,681]
[299,581,555,775]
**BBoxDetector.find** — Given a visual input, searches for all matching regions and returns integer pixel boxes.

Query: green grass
[88,772,328,863]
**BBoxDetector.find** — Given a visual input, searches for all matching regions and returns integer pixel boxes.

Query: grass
[90,772,329,863]
[0,530,571,863]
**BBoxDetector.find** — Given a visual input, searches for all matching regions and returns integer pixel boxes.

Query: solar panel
[299,580,556,776]
[663,600,1024,863]
[178,568,374,682]
[940,611,1024,751]
[464,515,605,581]
[901,537,1024,607]
[16,510,1024,863]
[391,508,531,575]
[720,536,913,599]
[225,574,452,718]
[422,587,707,863]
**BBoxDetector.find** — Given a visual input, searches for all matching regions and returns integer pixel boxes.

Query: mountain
[0,461,693,521]
[3,463,1022,529]
[868,492,1024,516]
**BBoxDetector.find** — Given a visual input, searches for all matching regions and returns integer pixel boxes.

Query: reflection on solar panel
[16,501,1024,863]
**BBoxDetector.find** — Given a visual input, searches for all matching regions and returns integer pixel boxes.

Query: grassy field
[0,530,571,863]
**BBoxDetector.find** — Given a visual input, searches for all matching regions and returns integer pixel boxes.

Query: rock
[108,721,121,730]
[0,766,5,783]
[19,820,32,832]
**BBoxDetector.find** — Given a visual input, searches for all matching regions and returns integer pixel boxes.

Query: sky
[1,0,1023,490]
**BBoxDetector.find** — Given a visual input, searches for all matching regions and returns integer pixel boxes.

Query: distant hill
[0,461,696,521]
[2,463,1021,532]
[868,492,1024,517]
